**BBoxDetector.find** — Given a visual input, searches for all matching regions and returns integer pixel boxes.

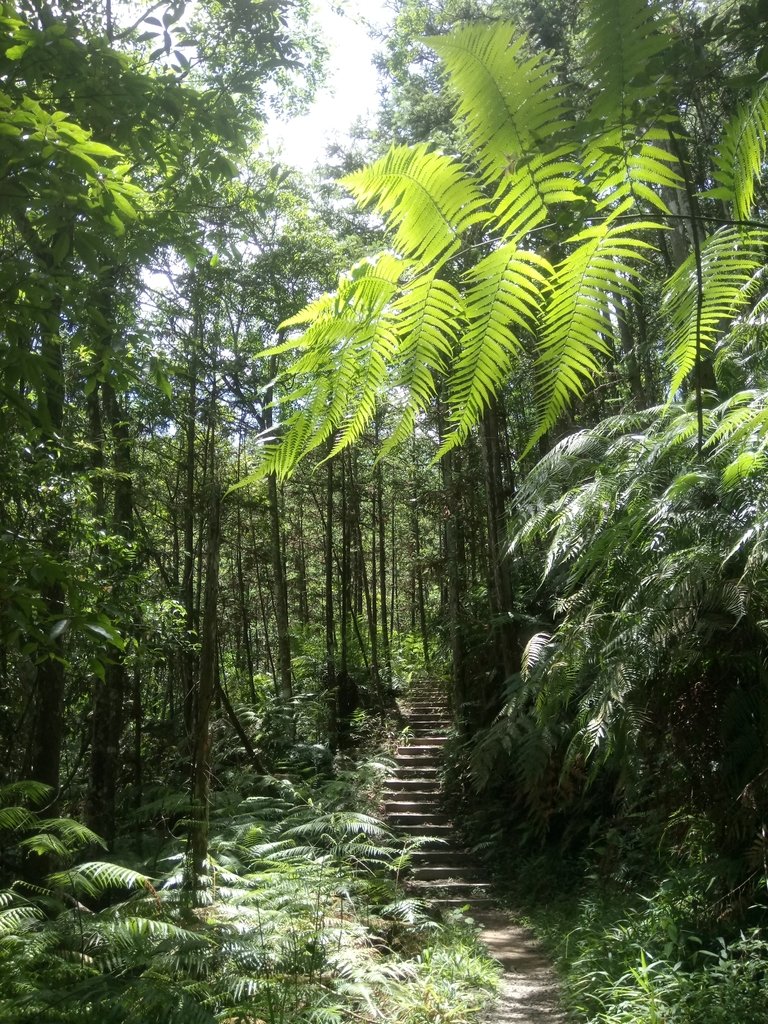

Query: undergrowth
[0,769,499,1024]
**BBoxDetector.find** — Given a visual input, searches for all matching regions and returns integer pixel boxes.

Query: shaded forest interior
[3,0,768,1021]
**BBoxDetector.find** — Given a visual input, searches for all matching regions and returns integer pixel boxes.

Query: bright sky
[266,0,393,170]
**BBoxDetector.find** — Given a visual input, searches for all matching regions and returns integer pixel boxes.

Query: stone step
[383,799,444,812]
[407,879,491,895]
[384,777,441,791]
[392,765,439,776]
[396,822,453,836]
[389,812,449,826]
[409,864,478,880]
[411,847,473,864]
[383,788,442,803]
[398,744,444,755]
[403,735,446,746]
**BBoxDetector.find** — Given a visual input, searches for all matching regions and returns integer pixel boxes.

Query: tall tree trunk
[264,356,292,711]
[324,457,337,749]
[188,480,221,894]
[481,402,517,689]
[86,380,133,848]
[181,345,198,740]
[29,298,65,798]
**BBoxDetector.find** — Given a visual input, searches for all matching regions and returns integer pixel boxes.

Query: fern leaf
[380,272,464,457]
[531,222,656,447]
[426,23,572,184]
[341,144,486,266]
[584,0,670,121]
[441,245,552,452]
[714,80,768,221]
[664,227,768,396]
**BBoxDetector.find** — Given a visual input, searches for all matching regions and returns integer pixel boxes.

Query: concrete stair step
[384,777,441,791]
[407,879,491,894]
[389,812,449,826]
[383,789,442,803]
[396,822,453,836]
[410,850,472,865]
[383,800,444,813]
[409,865,479,880]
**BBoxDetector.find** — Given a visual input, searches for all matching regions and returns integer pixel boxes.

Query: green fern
[442,245,551,452]
[663,227,768,396]
[425,23,572,183]
[714,80,768,221]
[532,221,657,447]
[342,143,487,267]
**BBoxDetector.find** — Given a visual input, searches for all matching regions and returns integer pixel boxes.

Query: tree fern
[442,245,551,452]
[532,222,657,446]
[341,143,486,267]
[425,23,572,183]
[380,271,463,456]
[714,80,768,221]
[664,227,768,396]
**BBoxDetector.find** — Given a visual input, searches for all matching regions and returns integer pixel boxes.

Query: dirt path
[474,909,569,1022]
[383,688,569,1022]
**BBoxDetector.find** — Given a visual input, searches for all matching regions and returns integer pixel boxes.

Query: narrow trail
[383,685,569,1023]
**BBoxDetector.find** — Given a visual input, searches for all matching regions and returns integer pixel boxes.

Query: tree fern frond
[664,227,768,396]
[426,23,572,184]
[492,146,583,242]
[714,80,768,220]
[47,862,153,899]
[341,144,486,266]
[584,128,681,214]
[441,246,551,453]
[584,0,670,122]
[531,222,656,447]
[380,272,464,457]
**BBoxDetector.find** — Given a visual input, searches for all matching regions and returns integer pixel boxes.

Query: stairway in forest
[382,684,493,910]
[383,686,569,1022]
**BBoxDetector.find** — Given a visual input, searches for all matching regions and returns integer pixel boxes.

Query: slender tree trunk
[29,299,65,798]
[188,480,221,893]
[264,357,292,711]
[375,458,391,679]
[181,346,198,740]
[86,381,133,848]
[324,457,337,749]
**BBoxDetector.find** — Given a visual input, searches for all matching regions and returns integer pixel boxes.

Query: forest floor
[474,908,569,1023]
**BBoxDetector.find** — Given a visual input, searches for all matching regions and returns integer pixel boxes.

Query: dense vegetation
[2,0,768,1020]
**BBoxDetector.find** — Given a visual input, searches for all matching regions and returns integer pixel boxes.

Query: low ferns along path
[385,685,568,1022]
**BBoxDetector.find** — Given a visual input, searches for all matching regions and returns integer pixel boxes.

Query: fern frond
[664,227,768,396]
[441,246,551,453]
[584,128,681,214]
[714,80,768,221]
[380,272,463,457]
[341,144,486,266]
[532,222,656,446]
[584,0,670,121]
[47,862,153,899]
[426,23,572,183]
[492,146,583,242]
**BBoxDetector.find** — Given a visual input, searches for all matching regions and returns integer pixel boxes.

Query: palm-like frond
[584,0,670,121]
[425,23,572,183]
[441,245,551,452]
[663,227,768,396]
[342,144,486,267]
[714,81,768,221]
[532,222,656,446]
[380,272,463,457]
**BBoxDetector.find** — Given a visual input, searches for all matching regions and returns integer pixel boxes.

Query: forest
[2,0,768,1020]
